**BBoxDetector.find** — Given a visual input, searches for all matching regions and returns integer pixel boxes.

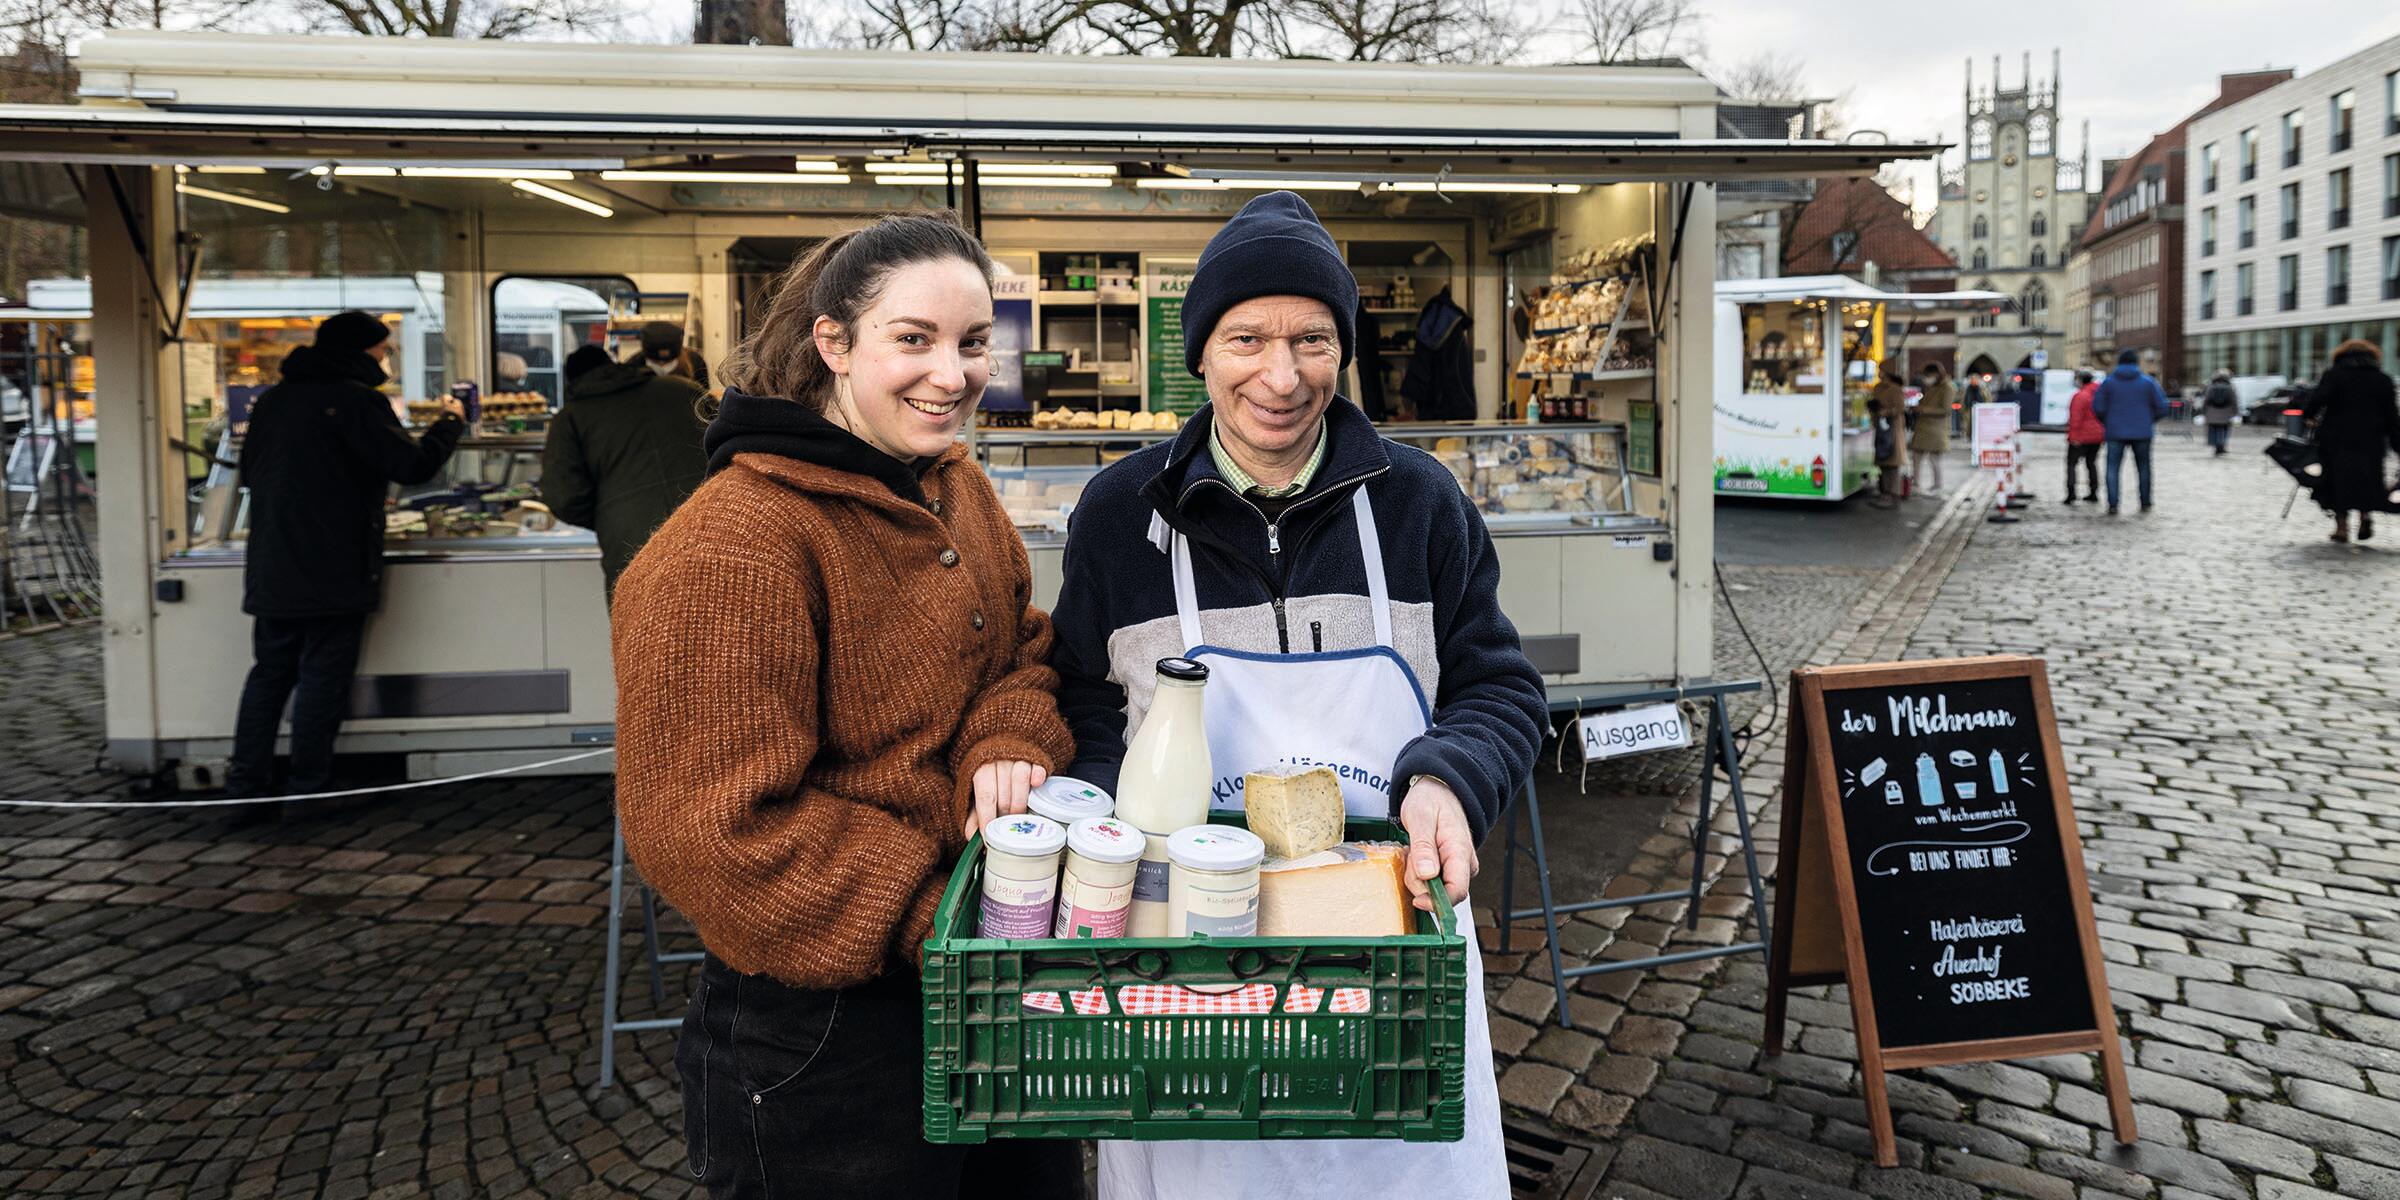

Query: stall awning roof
[0,103,1942,182]
[1717,276,2010,310]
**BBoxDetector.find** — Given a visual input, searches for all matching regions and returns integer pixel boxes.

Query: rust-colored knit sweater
[611,446,1073,988]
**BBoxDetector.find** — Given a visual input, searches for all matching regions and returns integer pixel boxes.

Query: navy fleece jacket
[1047,399,1546,844]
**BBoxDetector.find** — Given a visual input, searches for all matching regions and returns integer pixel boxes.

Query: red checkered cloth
[1020,984,1371,1015]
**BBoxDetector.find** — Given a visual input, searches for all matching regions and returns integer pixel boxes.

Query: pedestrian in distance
[2200,370,2240,456]
[1870,362,1910,508]
[634,319,711,390]
[2302,339,2400,544]
[2062,370,2102,505]
[539,340,708,601]
[2090,348,2170,514]
[610,212,1084,1198]
[1912,361,1955,495]
[226,311,465,799]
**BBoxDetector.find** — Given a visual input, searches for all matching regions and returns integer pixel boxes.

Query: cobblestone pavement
[4,427,2394,1198]
[1486,427,2400,1200]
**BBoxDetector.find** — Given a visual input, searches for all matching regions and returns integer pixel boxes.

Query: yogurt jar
[978,814,1067,939]
[1052,817,1144,938]
[1027,776,1115,826]
[1166,824,1266,938]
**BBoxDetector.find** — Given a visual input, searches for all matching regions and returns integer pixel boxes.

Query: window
[2389,70,2399,136]
[2201,207,2218,256]
[2332,90,2355,153]
[2031,244,2048,268]
[2386,153,2399,218]
[2330,167,2352,229]
[1831,231,1859,265]
[2238,195,2257,248]
[1972,248,1989,270]
[2327,245,2350,307]
[2093,297,2115,341]
[1970,278,2000,328]
[2282,111,2303,168]
[2020,281,2049,328]
[2278,255,2299,311]
[2384,236,2400,301]
[2203,142,2220,193]
[1972,215,1989,239]
[2199,269,2217,320]
[2031,211,2048,237]
[2240,127,2259,181]
[2030,114,2053,157]
[2237,262,2255,315]
[2280,182,2300,239]
[1970,118,1994,160]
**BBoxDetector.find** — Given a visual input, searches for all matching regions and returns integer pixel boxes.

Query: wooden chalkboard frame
[1763,655,2134,1167]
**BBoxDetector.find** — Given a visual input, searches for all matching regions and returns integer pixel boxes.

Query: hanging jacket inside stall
[1401,286,1476,421]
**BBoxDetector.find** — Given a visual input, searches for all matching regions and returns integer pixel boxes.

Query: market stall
[1711,277,2007,501]
[0,31,1937,782]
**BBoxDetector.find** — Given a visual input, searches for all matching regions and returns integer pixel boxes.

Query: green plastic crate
[921,815,1467,1144]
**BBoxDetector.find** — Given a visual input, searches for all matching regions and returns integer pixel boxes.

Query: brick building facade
[1784,175,1964,377]
[2080,69,2294,391]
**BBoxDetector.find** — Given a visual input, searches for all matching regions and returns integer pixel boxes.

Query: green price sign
[1145,258,1207,417]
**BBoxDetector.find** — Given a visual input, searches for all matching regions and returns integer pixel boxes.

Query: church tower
[1934,50,2095,375]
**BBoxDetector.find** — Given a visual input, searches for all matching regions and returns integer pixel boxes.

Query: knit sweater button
[971,611,986,630]
[928,497,944,515]
[939,548,960,567]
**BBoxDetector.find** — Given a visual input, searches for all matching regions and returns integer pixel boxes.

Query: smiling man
[1048,191,1544,1199]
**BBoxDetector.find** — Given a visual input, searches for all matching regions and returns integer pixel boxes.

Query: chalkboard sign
[1764,656,2133,1168]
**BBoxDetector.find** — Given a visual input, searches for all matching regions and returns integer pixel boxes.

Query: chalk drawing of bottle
[1988,749,2010,796]
[1915,753,1943,807]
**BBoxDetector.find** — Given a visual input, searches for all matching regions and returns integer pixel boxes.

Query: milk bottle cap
[1067,817,1146,864]
[983,814,1066,857]
[1028,776,1115,824]
[1167,824,1265,872]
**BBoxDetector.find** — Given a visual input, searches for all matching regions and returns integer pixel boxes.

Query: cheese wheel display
[1258,843,1412,938]
[1241,766,1346,860]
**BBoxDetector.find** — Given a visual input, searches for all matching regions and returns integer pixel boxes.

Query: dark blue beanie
[2116,348,2140,365]
[1181,191,1358,377]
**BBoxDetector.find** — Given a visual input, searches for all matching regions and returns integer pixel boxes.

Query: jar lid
[1167,824,1265,872]
[1155,656,1209,683]
[1067,817,1145,864]
[982,814,1066,857]
[1028,776,1114,824]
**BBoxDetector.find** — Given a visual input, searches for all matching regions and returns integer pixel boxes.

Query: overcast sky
[623,1,2400,211]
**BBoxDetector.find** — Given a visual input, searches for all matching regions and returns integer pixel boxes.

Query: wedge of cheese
[1259,843,1411,938]
[1243,766,1345,860]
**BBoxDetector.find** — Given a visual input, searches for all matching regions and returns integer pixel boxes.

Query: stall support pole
[596,813,703,1090]
[85,164,177,771]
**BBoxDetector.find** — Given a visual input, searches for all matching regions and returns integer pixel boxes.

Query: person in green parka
[542,344,709,599]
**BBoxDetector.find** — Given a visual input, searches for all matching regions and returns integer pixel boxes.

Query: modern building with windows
[2077,70,2293,391]
[2186,35,2400,381]
[1932,50,2099,377]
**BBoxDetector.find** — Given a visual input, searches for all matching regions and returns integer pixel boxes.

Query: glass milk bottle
[1115,657,1212,937]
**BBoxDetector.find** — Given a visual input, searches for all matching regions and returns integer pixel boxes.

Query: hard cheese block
[1243,766,1345,860]
[1258,843,1411,938]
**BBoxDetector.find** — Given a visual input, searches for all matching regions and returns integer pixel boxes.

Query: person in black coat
[2304,338,2400,543]
[226,311,465,797]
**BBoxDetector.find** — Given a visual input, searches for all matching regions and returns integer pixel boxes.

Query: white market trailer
[0,31,1936,780]
[1712,276,2007,502]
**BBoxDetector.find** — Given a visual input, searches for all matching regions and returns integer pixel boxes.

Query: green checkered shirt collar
[1207,417,1327,499]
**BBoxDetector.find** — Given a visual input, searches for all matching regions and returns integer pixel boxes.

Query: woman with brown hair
[610,212,1080,1197]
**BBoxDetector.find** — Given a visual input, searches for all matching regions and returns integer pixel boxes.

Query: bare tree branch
[1569,0,1697,65]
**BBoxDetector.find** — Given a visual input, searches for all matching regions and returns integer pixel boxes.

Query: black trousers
[2066,443,2101,500]
[228,613,366,796]
[679,957,1086,1200]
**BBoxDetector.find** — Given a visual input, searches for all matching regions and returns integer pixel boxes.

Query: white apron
[1098,488,1507,1200]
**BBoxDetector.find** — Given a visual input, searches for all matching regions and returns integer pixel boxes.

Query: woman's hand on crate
[963,759,1048,840]
[1398,776,1478,913]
